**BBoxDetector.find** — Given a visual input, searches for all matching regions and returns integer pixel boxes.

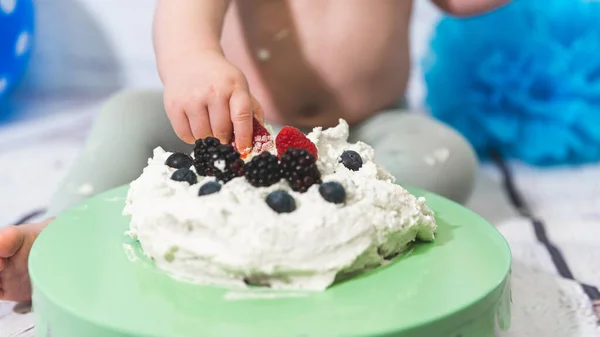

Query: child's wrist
[158,46,224,81]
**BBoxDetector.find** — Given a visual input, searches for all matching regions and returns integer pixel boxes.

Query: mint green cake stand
[29,185,512,337]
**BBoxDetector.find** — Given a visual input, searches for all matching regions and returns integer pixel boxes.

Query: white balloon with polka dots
[0,0,16,15]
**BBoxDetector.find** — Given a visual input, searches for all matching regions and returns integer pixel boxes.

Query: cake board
[29,185,512,337]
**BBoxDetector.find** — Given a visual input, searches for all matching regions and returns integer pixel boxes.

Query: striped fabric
[1,111,600,337]
[490,158,600,335]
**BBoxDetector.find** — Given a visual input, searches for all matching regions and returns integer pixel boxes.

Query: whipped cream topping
[123,119,436,291]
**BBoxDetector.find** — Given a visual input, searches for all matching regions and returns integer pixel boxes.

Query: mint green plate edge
[29,185,512,337]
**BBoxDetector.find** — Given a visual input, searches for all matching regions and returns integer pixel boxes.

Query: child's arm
[431,0,511,16]
[153,0,261,150]
[154,0,229,79]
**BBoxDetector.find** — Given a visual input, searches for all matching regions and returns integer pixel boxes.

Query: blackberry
[339,150,363,171]
[193,137,244,183]
[193,137,221,176]
[244,152,282,187]
[280,148,322,193]
[212,144,245,183]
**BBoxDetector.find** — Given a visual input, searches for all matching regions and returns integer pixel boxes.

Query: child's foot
[0,220,50,302]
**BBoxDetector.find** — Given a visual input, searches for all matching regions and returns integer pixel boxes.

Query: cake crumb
[257,49,271,62]
[214,160,226,172]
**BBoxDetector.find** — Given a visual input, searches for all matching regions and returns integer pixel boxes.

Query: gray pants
[46,90,478,217]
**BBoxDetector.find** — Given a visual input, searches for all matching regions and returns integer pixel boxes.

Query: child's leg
[46,89,191,217]
[349,109,478,204]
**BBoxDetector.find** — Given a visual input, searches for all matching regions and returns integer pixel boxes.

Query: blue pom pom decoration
[423,0,600,166]
[0,0,34,120]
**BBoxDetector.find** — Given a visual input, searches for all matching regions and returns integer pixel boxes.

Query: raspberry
[193,137,245,183]
[244,152,283,187]
[275,126,318,159]
[280,148,322,192]
[231,118,274,158]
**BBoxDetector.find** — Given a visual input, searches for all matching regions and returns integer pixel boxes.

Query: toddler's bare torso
[221,0,413,128]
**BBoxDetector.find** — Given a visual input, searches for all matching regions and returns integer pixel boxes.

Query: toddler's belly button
[296,102,323,118]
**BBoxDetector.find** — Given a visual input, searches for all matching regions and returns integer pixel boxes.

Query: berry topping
[231,117,274,158]
[193,137,221,176]
[280,148,322,193]
[165,152,193,169]
[339,150,363,171]
[244,152,283,187]
[164,246,179,263]
[198,181,222,196]
[194,137,245,183]
[266,190,296,213]
[171,168,198,185]
[275,126,318,159]
[319,182,346,204]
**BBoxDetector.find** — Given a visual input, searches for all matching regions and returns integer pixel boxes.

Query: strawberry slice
[275,126,318,159]
[231,118,274,159]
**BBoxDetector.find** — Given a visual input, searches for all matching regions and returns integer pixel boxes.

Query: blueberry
[266,190,296,213]
[339,150,363,171]
[319,181,346,204]
[171,168,198,185]
[165,152,193,169]
[199,181,222,196]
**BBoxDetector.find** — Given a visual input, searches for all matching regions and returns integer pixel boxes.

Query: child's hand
[431,0,511,16]
[162,51,263,150]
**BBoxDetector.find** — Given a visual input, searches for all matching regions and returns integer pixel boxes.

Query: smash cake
[123,119,437,291]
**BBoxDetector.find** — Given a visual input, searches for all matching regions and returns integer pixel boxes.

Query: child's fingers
[0,257,5,271]
[229,89,254,151]
[250,94,265,125]
[208,97,233,145]
[186,106,212,141]
[0,226,23,258]
[167,108,195,144]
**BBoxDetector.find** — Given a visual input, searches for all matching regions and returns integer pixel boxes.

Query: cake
[123,119,437,291]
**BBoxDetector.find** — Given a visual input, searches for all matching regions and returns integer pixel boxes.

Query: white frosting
[123,120,436,291]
